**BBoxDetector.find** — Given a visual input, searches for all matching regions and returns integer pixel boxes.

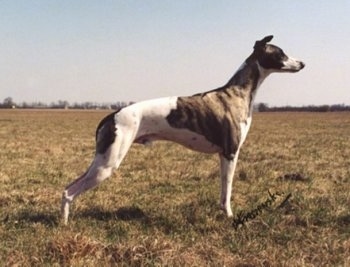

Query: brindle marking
[166,95,241,160]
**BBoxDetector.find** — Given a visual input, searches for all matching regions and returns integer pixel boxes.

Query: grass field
[0,109,349,266]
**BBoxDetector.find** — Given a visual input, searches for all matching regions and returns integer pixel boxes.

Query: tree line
[1,97,350,112]
[255,103,350,112]
[0,97,133,110]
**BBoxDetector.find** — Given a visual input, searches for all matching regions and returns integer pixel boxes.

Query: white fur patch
[257,63,273,87]
[282,56,303,71]
[239,116,252,146]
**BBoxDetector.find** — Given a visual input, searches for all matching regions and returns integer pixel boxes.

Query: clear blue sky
[1,1,349,106]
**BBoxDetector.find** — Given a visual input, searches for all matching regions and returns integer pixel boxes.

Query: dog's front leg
[219,152,240,217]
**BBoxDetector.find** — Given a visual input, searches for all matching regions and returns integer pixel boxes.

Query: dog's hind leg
[219,152,240,217]
[61,124,134,224]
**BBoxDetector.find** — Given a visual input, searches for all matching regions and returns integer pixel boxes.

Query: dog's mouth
[282,60,305,72]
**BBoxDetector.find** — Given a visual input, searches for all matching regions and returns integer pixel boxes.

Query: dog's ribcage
[115,97,220,154]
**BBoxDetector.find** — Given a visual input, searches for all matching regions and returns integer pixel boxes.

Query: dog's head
[253,35,305,73]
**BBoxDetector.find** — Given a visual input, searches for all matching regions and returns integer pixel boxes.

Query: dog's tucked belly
[134,129,221,154]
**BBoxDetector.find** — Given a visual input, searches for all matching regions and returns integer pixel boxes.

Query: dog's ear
[260,35,273,44]
[254,35,274,50]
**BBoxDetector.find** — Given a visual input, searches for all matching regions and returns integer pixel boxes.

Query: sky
[0,0,349,106]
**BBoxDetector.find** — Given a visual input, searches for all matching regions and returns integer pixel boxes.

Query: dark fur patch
[95,110,121,154]
[166,94,244,160]
[258,45,286,70]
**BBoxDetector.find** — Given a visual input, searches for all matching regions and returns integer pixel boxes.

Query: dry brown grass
[0,109,349,266]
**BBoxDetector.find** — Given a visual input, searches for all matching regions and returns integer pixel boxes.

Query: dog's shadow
[4,211,59,227]
[78,206,187,234]
[3,207,146,228]
[79,206,147,221]
[77,204,226,235]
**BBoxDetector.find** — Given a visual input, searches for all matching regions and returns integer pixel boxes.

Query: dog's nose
[300,61,305,69]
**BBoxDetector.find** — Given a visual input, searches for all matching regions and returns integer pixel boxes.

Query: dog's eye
[277,53,287,61]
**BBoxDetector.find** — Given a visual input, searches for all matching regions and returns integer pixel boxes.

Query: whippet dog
[61,35,304,224]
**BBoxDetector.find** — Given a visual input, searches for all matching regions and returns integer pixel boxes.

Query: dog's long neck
[205,54,270,115]
[229,59,257,87]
